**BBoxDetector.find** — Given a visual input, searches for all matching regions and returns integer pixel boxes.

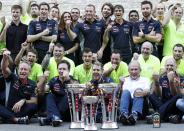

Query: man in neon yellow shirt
[73,48,93,84]
[161,44,184,76]
[103,50,129,83]
[133,41,160,83]
[15,42,43,82]
[42,43,75,81]
[163,5,184,56]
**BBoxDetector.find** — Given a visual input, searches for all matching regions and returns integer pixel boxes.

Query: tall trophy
[66,84,85,129]
[99,83,118,129]
[82,82,102,131]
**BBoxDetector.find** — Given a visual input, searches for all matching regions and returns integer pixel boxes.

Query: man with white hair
[119,60,150,125]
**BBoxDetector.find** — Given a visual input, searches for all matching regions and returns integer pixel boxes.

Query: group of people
[0,0,184,128]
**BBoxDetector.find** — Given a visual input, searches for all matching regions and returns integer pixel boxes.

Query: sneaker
[168,115,181,124]
[17,116,29,124]
[128,113,138,125]
[38,117,50,126]
[51,115,62,127]
[120,113,129,125]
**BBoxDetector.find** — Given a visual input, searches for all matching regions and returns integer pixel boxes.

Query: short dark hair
[128,10,139,19]
[114,4,124,13]
[82,48,92,55]
[39,2,50,11]
[71,8,80,14]
[86,4,96,11]
[141,0,153,9]
[101,2,114,16]
[26,48,38,58]
[31,3,39,10]
[173,44,184,52]
[111,49,121,58]
[57,60,71,71]
[93,61,103,70]
[55,43,65,50]
[11,5,22,13]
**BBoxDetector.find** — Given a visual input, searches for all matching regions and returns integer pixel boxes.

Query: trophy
[66,84,86,129]
[82,95,99,131]
[99,83,118,129]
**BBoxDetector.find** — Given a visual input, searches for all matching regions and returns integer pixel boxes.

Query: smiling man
[0,50,37,124]
[6,4,28,60]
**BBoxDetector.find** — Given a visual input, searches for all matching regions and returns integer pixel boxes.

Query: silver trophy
[82,96,99,131]
[99,83,118,129]
[66,84,86,129]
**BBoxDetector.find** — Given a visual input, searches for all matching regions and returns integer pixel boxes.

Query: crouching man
[0,50,37,124]
[38,60,78,127]
[119,60,150,125]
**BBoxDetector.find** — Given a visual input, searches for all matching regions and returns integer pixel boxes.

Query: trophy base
[70,122,85,129]
[84,124,98,131]
[101,121,118,129]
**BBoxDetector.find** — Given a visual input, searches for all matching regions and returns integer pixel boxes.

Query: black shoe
[128,113,138,125]
[120,113,129,125]
[38,117,50,126]
[169,115,181,124]
[17,116,29,124]
[146,114,153,124]
[51,115,62,127]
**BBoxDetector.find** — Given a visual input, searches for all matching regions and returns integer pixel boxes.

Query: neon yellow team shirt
[0,21,6,55]
[73,64,92,84]
[47,57,75,80]
[161,56,184,76]
[163,19,184,56]
[138,54,160,82]
[21,13,32,25]
[103,61,129,83]
[28,63,43,82]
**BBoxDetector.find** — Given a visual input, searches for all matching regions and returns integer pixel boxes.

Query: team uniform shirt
[5,73,36,109]
[47,57,75,80]
[74,20,105,53]
[29,63,43,82]
[6,22,28,56]
[133,18,162,56]
[0,21,6,55]
[161,56,184,77]
[163,19,184,56]
[110,20,133,57]
[48,76,77,96]
[159,73,184,102]
[103,61,129,83]
[123,76,150,98]
[73,64,92,84]
[27,19,58,51]
[138,54,160,83]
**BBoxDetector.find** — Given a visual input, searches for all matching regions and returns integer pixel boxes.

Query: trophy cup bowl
[98,83,117,94]
[82,96,99,104]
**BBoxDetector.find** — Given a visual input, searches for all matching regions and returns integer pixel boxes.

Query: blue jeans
[176,98,184,112]
[120,90,143,115]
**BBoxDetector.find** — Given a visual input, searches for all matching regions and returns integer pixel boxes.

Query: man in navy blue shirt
[66,4,106,58]
[0,50,37,124]
[38,60,78,127]
[132,0,162,57]
[103,5,133,64]
[27,2,57,64]
[149,58,183,123]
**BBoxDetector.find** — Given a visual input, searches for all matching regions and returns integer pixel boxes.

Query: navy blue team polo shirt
[159,73,184,102]
[110,20,133,56]
[28,19,58,51]
[73,20,105,53]
[132,18,161,55]
[5,73,36,109]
